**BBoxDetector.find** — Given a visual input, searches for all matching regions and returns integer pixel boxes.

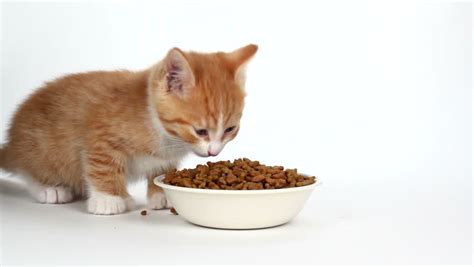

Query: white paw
[34,186,74,204]
[87,191,135,215]
[148,192,172,210]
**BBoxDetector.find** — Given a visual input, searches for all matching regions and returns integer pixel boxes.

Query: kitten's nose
[208,141,222,157]
[208,150,218,157]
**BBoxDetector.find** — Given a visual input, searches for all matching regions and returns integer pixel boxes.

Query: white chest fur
[125,135,190,181]
[126,155,180,181]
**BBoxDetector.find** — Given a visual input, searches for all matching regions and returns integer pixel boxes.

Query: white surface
[0,0,472,265]
[154,175,319,229]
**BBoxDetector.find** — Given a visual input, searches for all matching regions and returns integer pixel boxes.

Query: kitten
[0,44,258,215]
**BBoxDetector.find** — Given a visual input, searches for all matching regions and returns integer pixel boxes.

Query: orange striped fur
[0,45,258,214]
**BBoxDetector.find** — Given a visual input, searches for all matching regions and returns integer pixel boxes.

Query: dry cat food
[163,158,316,190]
[170,207,178,215]
[140,210,148,216]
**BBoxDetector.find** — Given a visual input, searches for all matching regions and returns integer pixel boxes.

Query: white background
[0,0,472,265]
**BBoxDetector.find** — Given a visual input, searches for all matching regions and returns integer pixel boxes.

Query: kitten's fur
[0,44,258,214]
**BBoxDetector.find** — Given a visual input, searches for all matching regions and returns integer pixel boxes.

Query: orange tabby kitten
[0,44,258,215]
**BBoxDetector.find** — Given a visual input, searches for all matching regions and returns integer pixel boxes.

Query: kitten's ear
[226,44,258,87]
[163,48,195,96]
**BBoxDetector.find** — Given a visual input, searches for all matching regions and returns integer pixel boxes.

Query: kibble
[170,207,178,215]
[163,158,316,190]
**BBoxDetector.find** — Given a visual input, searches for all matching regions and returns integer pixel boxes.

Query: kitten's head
[149,44,258,157]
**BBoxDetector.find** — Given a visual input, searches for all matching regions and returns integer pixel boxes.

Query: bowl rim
[153,174,322,195]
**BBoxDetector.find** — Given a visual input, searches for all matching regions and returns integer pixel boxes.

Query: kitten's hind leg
[31,185,74,204]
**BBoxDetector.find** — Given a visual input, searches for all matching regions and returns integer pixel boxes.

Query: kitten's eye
[195,129,208,136]
[224,126,236,133]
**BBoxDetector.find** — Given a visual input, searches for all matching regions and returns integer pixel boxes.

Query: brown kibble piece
[247,182,264,190]
[272,172,286,179]
[140,210,147,216]
[182,178,193,187]
[225,173,239,184]
[234,182,245,190]
[208,181,220,189]
[250,174,265,182]
[170,207,178,215]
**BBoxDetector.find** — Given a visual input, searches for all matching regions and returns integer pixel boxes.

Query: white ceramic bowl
[154,174,321,229]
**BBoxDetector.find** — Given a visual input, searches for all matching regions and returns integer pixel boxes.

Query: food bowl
[154,174,321,229]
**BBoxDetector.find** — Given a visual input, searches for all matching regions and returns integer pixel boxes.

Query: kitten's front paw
[148,192,172,210]
[87,191,135,215]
